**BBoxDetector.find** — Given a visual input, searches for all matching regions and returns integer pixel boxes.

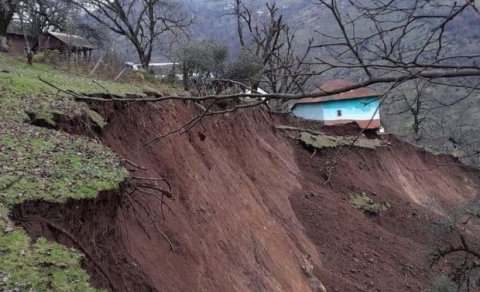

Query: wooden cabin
[6,22,36,56]
[37,31,96,62]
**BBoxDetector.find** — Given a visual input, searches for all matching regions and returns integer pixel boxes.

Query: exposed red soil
[290,136,479,291]
[12,189,154,292]
[13,101,480,291]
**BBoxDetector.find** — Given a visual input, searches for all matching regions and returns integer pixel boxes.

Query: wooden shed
[6,22,36,56]
[37,31,96,62]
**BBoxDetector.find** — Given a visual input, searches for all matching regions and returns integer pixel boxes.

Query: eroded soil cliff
[13,101,480,291]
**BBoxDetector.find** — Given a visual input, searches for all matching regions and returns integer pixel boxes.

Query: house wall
[37,35,65,51]
[292,101,325,121]
[292,96,381,126]
[7,35,27,56]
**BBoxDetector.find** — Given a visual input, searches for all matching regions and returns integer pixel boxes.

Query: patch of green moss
[0,205,9,220]
[85,109,107,129]
[31,138,55,153]
[300,132,338,149]
[351,192,391,215]
[0,135,15,147]
[0,122,128,206]
[0,229,96,291]
[0,109,125,292]
[0,53,145,291]
[26,110,56,128]
[0,123,124,291]
[300,132,387,150]
[0,53,143,128]
[344,137,386,149]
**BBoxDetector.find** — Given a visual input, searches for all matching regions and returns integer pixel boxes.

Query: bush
[32,53,46,64]
[226,48,263,82]
[139,69,157,83]
[180,40,227,76]
[122,71,145,85]
[350,192,391,216]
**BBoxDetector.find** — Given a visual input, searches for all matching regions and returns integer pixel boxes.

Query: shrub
[44,50,61,64]
[350,192,391,215]
[32,53,46,64]
[122,71,145,85]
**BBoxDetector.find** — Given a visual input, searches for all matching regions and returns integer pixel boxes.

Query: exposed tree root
[121,176,177,252]
[126,196,176,252]
[123,159,147,170]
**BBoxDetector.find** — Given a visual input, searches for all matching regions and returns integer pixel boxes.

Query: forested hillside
[184,0,480,166]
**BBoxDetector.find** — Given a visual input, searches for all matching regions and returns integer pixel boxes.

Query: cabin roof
[48,31,96,49]
[294,79,379,105]
[6,22,33,37]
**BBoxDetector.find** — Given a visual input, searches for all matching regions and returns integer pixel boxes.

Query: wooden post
[88,53,104,76]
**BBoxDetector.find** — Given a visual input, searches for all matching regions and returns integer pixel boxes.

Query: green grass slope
[0,54,144,290]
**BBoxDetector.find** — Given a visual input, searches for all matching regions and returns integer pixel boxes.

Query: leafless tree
[309,0,480,92]
[429,192,480,291]
[385,81,433,142]
[36,2,480,287]
[70,0,190,69]
[16,1,34,65]
[307,5,480,284]
[41,0,480,145]
[232,0,314,101]
[12,0,74,65]
[0,0,16,52]
[23,0,74,38]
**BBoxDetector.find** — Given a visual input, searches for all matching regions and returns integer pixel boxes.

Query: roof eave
[294,95,378,105]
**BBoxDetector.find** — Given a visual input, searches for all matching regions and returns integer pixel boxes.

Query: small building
[37,31,96,61]
[291,79,381,129]
[6,22,36,56]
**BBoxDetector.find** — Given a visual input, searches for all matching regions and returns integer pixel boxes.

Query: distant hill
[185,0,480,58]
[184,0,315,52]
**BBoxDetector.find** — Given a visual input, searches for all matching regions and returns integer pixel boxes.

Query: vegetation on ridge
[0,53,136,291]
[299,132,387,150]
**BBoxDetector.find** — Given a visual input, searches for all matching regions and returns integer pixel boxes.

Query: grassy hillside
[0,54,145,290]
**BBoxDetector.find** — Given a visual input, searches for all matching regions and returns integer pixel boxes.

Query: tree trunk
[18,4,33,66]
[0,36,8,52]
[0,3,14,52]
[137,49,149,71]
[27,51,33,65]
[183,66,189,91]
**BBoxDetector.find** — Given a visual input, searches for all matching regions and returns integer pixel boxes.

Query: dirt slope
[291,134,479,291]
[13,101,480,291]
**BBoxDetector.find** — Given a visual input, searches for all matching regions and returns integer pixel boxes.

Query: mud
[12,188,155,291]
[291,136,479,291]
[12,101,480,291]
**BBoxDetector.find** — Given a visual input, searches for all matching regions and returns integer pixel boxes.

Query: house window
[337,110,342,117]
